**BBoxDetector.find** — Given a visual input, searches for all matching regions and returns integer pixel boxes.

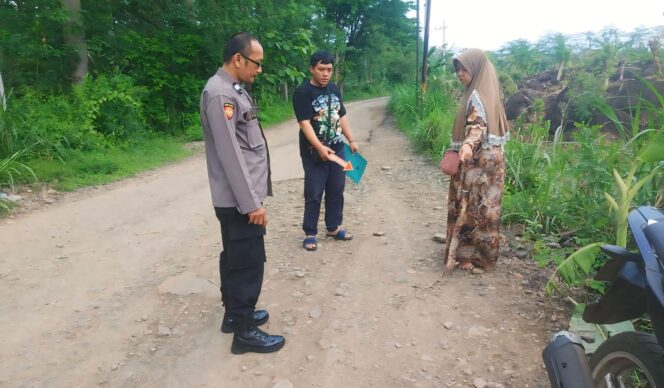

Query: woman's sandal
[326,228,353,241]
[303,236,317,251]
[457,262,475,271]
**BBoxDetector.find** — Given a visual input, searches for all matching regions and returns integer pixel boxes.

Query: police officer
[200,32,285,354]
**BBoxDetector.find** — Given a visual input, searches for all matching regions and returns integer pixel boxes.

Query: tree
[496,39,544,83]
[0,0,74,91]
[314,0,415,90]
[60,0,87,83]
[0,68,5,110]
[551,34,571,81]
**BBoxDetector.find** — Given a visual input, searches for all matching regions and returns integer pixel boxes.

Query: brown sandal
[457,262,475,271]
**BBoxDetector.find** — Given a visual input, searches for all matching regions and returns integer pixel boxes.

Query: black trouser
[300,140,346,236]
[214,207,266,325]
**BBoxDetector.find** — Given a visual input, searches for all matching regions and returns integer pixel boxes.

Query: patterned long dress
[444,91,506,270]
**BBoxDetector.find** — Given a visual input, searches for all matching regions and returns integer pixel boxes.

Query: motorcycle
[542,206,664,387]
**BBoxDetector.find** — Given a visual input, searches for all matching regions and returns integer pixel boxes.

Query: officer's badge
[223,103,234,120]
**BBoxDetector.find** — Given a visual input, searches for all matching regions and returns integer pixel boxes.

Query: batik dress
[444,90,507,269]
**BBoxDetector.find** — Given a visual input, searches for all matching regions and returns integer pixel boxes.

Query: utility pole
[435,20,448,72]
[415,0,420,111]
[421,0,431,95]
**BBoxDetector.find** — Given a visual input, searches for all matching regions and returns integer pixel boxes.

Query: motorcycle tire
[590,331,664,387]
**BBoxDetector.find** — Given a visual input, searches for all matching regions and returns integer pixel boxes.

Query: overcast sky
[422,0,664,51]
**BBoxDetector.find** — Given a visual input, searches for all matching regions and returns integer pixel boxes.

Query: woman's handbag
[439,150,460,175]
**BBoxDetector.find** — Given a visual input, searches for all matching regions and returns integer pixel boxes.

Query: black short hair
[310,50,334,67]
[223,32,258,64]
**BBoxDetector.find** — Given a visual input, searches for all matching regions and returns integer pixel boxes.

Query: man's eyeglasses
[240,53,262,69]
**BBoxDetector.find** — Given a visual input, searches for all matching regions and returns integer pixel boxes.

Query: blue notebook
[343,144,367,183]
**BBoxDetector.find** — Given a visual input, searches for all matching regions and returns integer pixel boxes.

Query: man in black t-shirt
[292,50,360,251]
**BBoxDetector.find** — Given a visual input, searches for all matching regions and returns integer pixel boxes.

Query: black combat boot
[221,309,269,333]
[231,322,285,354]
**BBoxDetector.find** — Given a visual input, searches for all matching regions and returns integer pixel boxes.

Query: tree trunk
[617,57,626,92]
[281,82,288,102]
[61,0,88,83]
[556,61,564,82]
[649,38,662,76]
[334,50,345,95]
[0,69,5,111]
[334,50,340,84]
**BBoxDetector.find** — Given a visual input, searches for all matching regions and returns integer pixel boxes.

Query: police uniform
[200,68,272,326]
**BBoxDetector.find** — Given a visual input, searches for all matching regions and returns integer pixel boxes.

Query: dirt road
[0,97,558,387]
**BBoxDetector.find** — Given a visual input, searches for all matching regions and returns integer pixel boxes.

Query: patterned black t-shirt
[293,81,346,150]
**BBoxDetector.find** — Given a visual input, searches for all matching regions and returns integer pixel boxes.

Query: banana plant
[606,127,663,246]
[546,127,662,294]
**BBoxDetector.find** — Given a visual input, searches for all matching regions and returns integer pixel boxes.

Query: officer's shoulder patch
[223,102,234,120]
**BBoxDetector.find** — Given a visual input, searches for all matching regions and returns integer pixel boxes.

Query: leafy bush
[0,74,148,160]
[0,90,101,160]
[76,74,148,141]
[566,71,607,123]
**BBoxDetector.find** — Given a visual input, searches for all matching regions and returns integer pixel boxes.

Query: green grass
[343,84,390,102]
[258,99,295,127]
[388,81,459,159]
[181,88,389,143]
[2,87,393,205]
[26,136,192,191]
[180,99,295,143]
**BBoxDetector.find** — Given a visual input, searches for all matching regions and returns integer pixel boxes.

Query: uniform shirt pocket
[246,122,265,149]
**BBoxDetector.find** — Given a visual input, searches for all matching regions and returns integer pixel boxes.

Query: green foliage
[545,125,662,294]
[256,97,295,128]
[0,149,36,216]
[545,243,604,294]
[1,0,417,139]
[0,196,15,216]
[0,0,75,90]
[78,74,148,140]
[495,40,547,84]
[0,89,102,160]
[531,240,574,268]
[28,136,192,191]
[390,36,663,295]
[343,82,389,101]
[181,112,203,142]
[0,149,36,190]
[0,74,147,160]
[389,77,458,159]
[566,71,607,123]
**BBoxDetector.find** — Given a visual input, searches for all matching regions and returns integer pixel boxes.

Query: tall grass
[27,136,192,191]
[389,79,458,159]
[503,124,622,239]
[0,149,36,215]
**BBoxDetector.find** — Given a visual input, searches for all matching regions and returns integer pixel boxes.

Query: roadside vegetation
[1,2,662,302]
[390,27,664,294]
[0,0,413,215]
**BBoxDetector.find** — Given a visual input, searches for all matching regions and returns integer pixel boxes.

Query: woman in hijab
[443,48,509,273]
